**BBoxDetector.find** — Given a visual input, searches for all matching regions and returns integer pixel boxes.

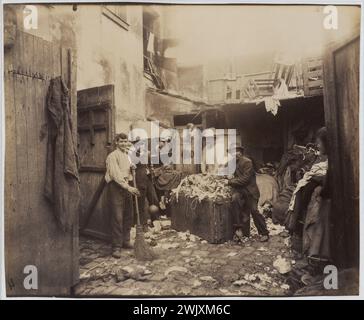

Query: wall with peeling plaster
[145,89,199,127]
[10,4,146,133]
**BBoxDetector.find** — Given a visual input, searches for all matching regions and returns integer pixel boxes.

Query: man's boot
[122,241,133,249]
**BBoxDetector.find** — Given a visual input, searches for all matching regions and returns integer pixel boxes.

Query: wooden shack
[4,29,79,296]
[322,28,360,270]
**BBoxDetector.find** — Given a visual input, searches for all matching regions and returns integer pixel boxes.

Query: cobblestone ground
[74,218,295,297]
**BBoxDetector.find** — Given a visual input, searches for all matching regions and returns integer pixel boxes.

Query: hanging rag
[264,96,281,116]
[147,32,155,53]
[44,76,80,232]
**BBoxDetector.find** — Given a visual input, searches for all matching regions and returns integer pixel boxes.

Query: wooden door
[4,30,78,296]
[78,85,114,240]
[323,32,360,269]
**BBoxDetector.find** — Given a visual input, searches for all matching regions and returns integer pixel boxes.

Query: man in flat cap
[228,145,269,242]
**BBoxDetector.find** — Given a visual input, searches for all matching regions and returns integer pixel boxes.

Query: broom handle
[131,167,141,226]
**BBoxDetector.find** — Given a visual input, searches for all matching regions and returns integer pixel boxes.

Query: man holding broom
[105,133,140,259]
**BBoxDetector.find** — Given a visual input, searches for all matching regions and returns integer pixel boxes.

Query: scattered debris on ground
[74,218,296,296]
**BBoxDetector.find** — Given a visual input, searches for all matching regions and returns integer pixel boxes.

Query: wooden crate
[302,57,324,96]
[170,193,233,244]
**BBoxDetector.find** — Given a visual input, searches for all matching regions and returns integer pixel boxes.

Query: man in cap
[228,145,269,242]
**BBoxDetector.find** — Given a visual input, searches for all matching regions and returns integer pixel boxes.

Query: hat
[229,143,244,153]
[235,146,245,153]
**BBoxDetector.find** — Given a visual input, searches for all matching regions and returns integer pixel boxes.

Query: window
[226,86,232,100]
[236,90,241,100]
[143,8,164,89]
[102,5,129,30]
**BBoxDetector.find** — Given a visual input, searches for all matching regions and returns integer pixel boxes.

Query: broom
[132,166,157,261]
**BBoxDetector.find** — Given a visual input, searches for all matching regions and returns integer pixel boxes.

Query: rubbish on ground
[273,256,292,274]
[192,279,202,288]
[234,272,273,292]
[157,243,179,250]
[233,279,247,286]
[164,266,189,276]
[280,283,290,290]
[200,276,217,282]
[284,238,291,247]
[152,220,162,232]
[227,251,238,257]
[266,218,287,236]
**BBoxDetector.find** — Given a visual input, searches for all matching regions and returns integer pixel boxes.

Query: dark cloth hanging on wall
[44,76,80,232]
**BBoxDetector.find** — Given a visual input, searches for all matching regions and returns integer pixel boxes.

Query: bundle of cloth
[256,173,279,212]
[152,164,186,217]
[153,165,184,191]
[271,144,318,225]
[172,174,232,203]
[301,185,331,260]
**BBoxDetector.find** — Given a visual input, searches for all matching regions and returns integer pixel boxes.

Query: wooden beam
[78,124,107,132]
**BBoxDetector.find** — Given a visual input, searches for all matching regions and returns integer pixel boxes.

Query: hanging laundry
[264,96,281,116]
[147,32,155,53]
[273,78,289,97]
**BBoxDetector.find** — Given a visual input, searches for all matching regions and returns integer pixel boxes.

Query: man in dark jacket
[228,146,269,242]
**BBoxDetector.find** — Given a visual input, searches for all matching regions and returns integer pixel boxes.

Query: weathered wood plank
[332,38,360,270]
[306,89,323,96]
[323,33,360,270]
[68,48,79,287]
[33,35,48,292]
[307,59,322,69]
[13,47,31,296]
[5,30,78,296]
[4,34,18,295]
[308,79,323,88]
[307,70,323,79]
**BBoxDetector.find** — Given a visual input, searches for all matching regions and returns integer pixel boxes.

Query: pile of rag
[172,174,232,203]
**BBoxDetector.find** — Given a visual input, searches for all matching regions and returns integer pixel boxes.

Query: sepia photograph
[1,0,361,299]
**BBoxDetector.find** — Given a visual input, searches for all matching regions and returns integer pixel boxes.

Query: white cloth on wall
[147,32,155,53]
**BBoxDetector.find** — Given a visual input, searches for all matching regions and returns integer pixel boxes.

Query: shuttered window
[102,5,129,30]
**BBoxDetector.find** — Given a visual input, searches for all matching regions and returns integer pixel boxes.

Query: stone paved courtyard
[74,218,295,297]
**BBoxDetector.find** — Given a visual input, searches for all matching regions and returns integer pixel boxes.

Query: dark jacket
[229,156,260,199]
